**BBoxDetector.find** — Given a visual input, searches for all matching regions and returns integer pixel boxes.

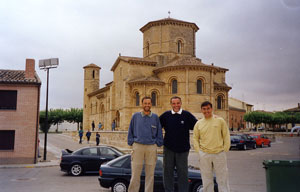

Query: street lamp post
[39,58,59,161]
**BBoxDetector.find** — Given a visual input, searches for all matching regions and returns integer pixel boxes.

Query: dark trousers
[79,136,83,144]
[163,146,189,192]
[96,138,100,146]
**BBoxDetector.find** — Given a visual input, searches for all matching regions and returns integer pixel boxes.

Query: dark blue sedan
[230,134,257,150]
[60,145,124,176]
[98,154,218,192]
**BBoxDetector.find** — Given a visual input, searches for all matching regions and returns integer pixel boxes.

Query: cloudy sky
[1,0,299,112]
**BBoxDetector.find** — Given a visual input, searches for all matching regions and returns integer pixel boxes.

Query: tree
[49,109,65,132]
[64,108,83,130]
[244,111,265,130]
[39,110,54,133]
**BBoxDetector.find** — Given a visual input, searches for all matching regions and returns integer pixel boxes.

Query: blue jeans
[163,146,189,192]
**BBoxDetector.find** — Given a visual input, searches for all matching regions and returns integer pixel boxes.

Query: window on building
[197,79,203,94]
[96,102,98,113]
[146,42,150,56]
[151,92,157,106]
[92,70,95,79]
[0,130,15,150]
[0,90,17,110]
[177,40,183,53]
[135,92,140,106]
[217,95,223,109]
[172,79,177,94]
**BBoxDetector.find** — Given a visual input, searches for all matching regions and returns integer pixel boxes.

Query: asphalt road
[0,134,299,192]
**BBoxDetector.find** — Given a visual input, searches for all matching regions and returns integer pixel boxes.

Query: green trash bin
[263,160,300,192]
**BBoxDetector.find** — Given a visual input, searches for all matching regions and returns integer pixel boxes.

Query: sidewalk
[0,132,131,169]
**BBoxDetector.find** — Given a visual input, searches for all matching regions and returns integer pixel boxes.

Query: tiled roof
[128,76,164,84]
[214,82,231,88]
[0,69,41,84]
[229,106,246,112]
[111,56,156,71]
[83,63,101,69]
[140,17,199,32]
[284,107,300,112]
[153,56,228,73]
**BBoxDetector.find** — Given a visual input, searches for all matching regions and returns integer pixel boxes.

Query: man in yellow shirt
[193,101,231,192]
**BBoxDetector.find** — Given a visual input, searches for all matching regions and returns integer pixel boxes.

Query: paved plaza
[0,133,299,192]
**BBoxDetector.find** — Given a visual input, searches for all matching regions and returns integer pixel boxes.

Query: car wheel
[70,164,83,176]
[261,143,264,148]
[192,182,203,192]
[253,143,257,149]
[243,144,247,150]
[111,180,128,192]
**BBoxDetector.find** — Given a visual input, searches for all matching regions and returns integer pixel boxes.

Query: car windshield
[108,146,125,156]
[251,135,258,138]
[109,155,129,168]
[231,136,241,139]
[107,155,130,166]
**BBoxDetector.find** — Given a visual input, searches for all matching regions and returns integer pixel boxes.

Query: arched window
[146,42,150,56]
[100,104,105,126]
[96,102,98,113]
[92,70,95,79]
[172,79,177,94]
[135,92,140,106]
[116,111,120,128]
[151,92,157,106]
[217,95,223,109]
[197,79,203,94]
[177,40,183,53]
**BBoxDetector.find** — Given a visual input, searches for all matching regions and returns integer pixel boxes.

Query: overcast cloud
[1,0,299,111]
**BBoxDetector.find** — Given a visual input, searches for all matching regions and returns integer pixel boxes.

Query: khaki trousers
[199,150,230,192]
[128,142,157,192]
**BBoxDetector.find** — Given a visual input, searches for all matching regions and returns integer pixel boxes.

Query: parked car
[249,134,271,147]
[98,154,219,192]
[230,134,256,150]
[60,145,124,176]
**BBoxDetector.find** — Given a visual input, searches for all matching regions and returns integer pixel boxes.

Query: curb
[0,160,59,169]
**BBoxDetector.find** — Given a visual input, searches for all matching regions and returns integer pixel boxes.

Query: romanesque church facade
[83,18,231,131]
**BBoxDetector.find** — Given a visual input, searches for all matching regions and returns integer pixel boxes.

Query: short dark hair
[201,101,213,108]
[142,96,152,103]
[170,96,181,103]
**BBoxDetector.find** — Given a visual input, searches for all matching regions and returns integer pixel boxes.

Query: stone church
[83,18,231,131]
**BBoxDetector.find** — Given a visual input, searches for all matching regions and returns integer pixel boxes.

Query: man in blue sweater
[127,96,163,192]
[159,96,198,192]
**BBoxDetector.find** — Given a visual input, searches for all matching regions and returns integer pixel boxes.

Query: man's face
[142,99,152,112]
[201,104,213,119]
[171,98,182,112]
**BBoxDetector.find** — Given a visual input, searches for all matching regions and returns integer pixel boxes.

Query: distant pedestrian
[37,138,41,158]
[98,122,102,130]
[86,129,91,144]
[92,121,95,131]
[112,120,116,131]
[96,132,100,146]
[78,128,83,144]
